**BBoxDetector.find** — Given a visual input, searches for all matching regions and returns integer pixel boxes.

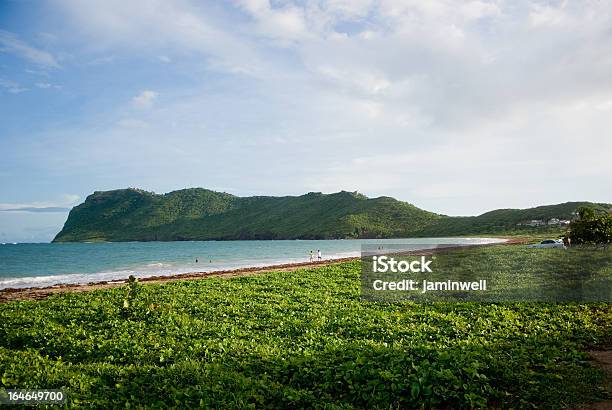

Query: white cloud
[55,0,270,77]
[15,0,612,214]
[236,0,307,43]
[0,77,27,94]
[0,30,60,68]
[25,68,50,76]
[461,1,501,20]
[117,118,150,129]
[0,194,80,213]
[529,3,568,27]
[35,82,61,89]
[131,90,158,108]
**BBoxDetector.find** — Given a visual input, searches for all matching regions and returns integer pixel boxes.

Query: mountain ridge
[52,188,612,242]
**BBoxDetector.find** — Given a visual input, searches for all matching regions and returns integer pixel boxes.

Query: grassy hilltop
[53,188,440,242]
[418,202,612,236]
[52,188,612,242]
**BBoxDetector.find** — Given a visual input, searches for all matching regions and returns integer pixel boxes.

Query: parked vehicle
[527,239,565,249]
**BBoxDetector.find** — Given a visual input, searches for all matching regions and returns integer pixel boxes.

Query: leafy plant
[569,207,612,244]
[121,275,139,310]
[120,275,158,320]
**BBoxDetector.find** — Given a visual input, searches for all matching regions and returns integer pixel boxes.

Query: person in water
[317,249,322,260]
[309,250,314,262]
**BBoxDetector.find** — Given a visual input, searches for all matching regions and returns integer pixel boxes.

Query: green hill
[419,202,612,236]
[53,188,441,242]
[52,188,611,242]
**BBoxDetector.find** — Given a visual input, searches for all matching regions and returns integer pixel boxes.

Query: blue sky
[1,0,611,242]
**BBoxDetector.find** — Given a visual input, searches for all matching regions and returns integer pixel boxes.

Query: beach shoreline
[0,238,526,303]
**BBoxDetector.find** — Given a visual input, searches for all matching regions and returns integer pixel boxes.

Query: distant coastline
[52,187,611,243]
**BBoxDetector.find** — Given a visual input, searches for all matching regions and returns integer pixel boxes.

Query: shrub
[569,207,612,244]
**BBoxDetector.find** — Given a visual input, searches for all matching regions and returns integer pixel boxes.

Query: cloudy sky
[1,0,611,242]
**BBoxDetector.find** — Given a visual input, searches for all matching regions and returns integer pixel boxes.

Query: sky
[1,0,611,242]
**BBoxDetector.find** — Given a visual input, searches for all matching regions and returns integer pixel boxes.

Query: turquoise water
[0,238,505,289]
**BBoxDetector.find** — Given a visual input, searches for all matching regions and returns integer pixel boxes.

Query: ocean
[0,238,505,289]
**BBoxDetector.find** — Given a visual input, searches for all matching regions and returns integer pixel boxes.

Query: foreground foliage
[0,245,611,408]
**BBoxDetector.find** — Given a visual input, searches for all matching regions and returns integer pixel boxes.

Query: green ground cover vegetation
[0,244,610,408]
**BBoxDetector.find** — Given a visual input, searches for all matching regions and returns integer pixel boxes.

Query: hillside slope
[53,188,441,242]
[419,202,612,236]
[53,188,612,242]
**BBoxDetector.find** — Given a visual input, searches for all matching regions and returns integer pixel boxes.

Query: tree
[569,207,612,244]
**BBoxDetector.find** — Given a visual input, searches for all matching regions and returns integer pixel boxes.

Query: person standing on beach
[309,250,314,262]
[317,250,322,260]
